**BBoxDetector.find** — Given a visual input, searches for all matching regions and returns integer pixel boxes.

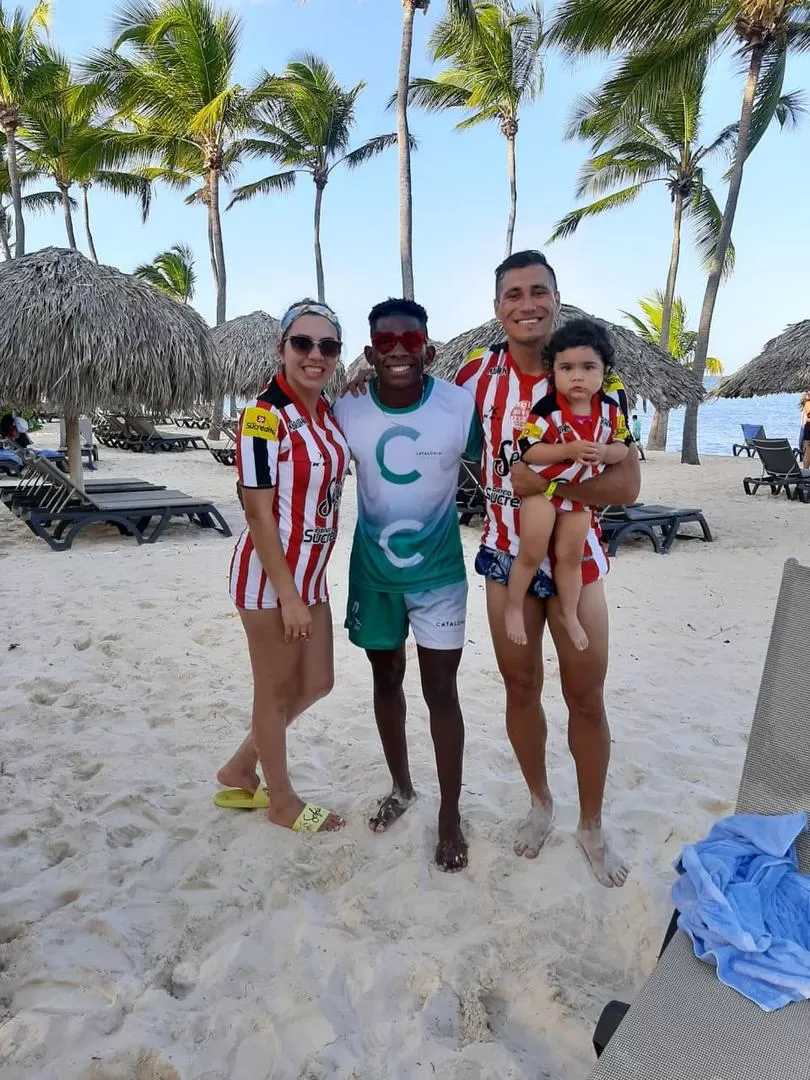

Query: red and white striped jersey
[456,344,629,583]
[229,373,349,610]
[518,388,631,512]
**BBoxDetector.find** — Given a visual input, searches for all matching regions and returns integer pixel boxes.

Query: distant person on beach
[0,411,32,448]
[630,413,642,443]
[334,299,478,872]
[455,250,640,887]
[216,300,349,834]
[801,393,810,469]
[504,319,630,651]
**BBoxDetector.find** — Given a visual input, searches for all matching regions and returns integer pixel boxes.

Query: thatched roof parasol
[431,307,702,409]
[212,310,346,402]
[0,248,217,484]
[710,321,810,399]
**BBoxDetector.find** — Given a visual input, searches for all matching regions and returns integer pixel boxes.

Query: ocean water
[634,378,806,456]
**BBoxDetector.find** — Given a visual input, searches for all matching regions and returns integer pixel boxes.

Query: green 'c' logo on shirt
[376,425,422,485]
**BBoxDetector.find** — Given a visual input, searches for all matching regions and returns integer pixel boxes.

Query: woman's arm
[602,442,629,465]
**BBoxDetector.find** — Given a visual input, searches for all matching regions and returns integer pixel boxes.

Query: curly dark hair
[544,318,615,371]
[368,298,428,331]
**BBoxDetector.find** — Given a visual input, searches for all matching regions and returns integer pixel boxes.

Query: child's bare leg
[552,510,592,652]
[506,493,556,646]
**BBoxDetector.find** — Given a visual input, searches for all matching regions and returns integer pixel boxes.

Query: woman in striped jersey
[216,301,349,833]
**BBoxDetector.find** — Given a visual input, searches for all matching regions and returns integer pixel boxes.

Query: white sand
[1,433,807,1079]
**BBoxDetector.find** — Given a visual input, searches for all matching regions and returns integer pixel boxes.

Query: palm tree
[84,0,264,435]
[0,143,64,259]
[0,1,53,256]
[550,69,738,449]
[17,56,152,259]
[231,54,400,303]
[551,0,810,463]
[397,1,476,297]
[624,291,723,448]
[134,243,196,303]
[405,0,543,258]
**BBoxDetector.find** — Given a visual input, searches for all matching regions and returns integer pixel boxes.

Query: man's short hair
[368,298,428,331]
[544,318,615,371]
[495,250,558,299]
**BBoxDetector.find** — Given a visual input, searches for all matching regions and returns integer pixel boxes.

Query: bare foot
[369,790,415,833]
[268,794,344,833]
[561,612,589,652]
[577,824,629,887]
[435,812,468,873]
[505,604,529,646]
[216,761,260,793]
[514,800,554,858]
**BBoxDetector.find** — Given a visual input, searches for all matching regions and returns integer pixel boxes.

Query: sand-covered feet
[577,824,629,887]
[435,812,468,873]
[369,790,414,833]
[513,800,554,858]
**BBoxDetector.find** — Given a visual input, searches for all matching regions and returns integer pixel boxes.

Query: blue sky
[27,0,810,371]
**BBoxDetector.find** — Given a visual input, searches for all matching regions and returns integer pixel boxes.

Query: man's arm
[510,445,641,507]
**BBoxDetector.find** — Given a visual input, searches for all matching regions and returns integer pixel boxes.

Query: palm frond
[548,184,647,241]
[688,181,735,278]
[227,170,297,209]
[340,133,402,170]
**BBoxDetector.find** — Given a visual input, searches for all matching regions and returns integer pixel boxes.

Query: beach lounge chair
[456,460,487,526]
[598,503,713,555]
[1,459,166,509]
[732,423,766,457]
[9,456,230,550]
[125,415,209,452]
[589,557,810,1080]
[94,412,143,450]
[210,418,237,467]
[59,417,99,469]
[743,439,810,501]
[0,448,22,476]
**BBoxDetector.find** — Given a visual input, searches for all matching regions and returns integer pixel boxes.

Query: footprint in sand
[106,824,147,849]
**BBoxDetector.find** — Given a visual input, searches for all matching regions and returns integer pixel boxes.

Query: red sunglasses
[371,329,427,355]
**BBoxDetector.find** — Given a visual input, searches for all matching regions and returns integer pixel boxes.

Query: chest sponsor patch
[243,407,279,441]
[510,400,532,430]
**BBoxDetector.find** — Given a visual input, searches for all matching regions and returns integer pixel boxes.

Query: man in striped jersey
[456,250,640,887]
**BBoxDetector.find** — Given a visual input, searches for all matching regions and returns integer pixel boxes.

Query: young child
[505,319,631,651]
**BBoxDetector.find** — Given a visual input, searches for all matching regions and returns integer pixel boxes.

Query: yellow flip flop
[213,785,270,810]
[292,804,339,832]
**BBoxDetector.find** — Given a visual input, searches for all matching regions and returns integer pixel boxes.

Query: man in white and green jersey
[333,299,480,873]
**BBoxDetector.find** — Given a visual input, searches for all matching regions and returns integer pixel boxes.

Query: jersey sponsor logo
[376,425,421,485]
[510,400,532,430]
[484,484,521,508]
[317,477,343,518]
[243,407,279,441]
[494,438,513,477]
[520,421,542,441]
[287,416,307,432]
[614,416,630,442]
[487,366,507,376]
[602,372,623,394]
[303,526,338,544]
[379,519,423,568]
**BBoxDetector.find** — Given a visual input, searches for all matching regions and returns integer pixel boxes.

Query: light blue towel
[673,812,810,1011]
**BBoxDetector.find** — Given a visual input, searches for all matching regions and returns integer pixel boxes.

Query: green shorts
[346,580,468,651]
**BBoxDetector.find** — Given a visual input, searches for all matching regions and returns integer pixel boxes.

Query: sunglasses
[286,334,343,361]
[371,330,427,355]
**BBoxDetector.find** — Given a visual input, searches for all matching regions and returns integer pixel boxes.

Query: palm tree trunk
[397,1,417,300]
[0,213,11,261]
[681,43,766,465]
[81,185,99,264]
[647,189,684,452]
[207,167,228,439]
[314,180,326,304]
[4,126,25,257]
[504,130,517,259]
[60,185,77,250]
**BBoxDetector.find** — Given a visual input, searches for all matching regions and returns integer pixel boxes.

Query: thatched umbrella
[431,307,703,409]
[710,321,810,399]
[0,248,218,488]
[212,310,347,404]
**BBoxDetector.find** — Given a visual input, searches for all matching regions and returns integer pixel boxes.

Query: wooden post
[64,411,84,491]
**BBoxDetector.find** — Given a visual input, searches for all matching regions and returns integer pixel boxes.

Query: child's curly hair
[544,318,615,372]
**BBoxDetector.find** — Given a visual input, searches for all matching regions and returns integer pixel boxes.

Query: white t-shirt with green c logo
[333,377,479,593]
